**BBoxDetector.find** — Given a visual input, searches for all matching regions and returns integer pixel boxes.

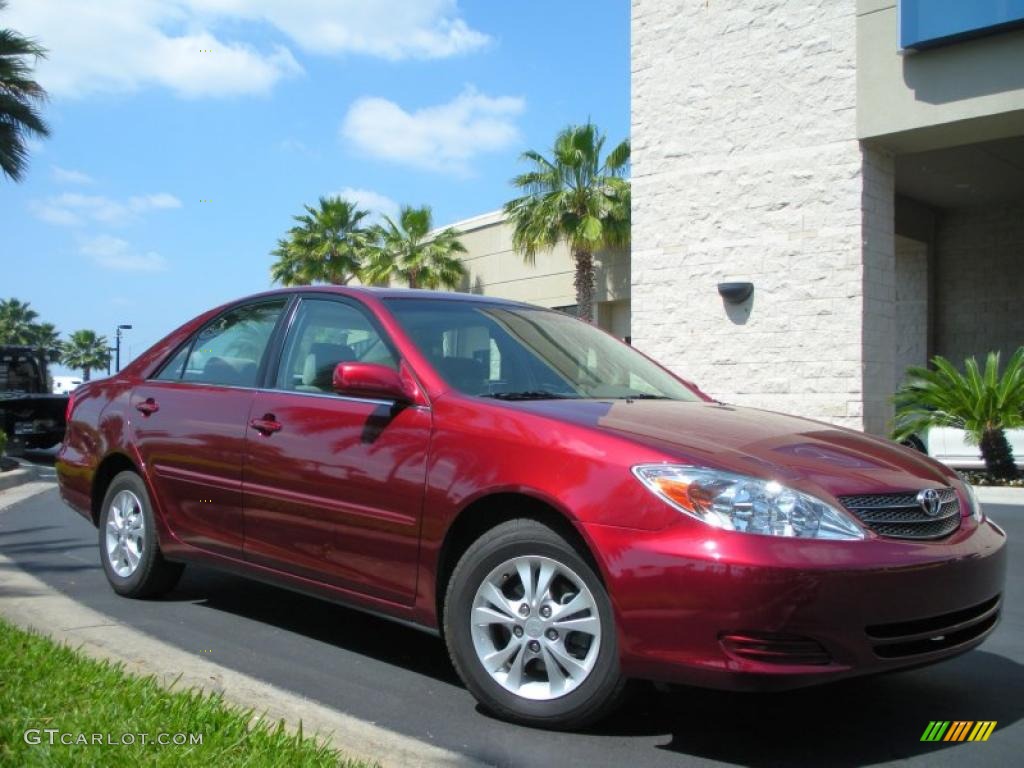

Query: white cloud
[6,1,486,99]
[80,235,167,271]
[279,138,318,156]
[52,166,94,185]
[185,0,489,59]
[129,193,182,211]
[29,192,182,227]
[341,87,524,174]
[336,187,399,221]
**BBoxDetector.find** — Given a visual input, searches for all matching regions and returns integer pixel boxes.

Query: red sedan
[57,287,1007,729]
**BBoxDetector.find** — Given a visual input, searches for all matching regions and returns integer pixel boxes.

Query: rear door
[130,298,288,557]
[241,296,430,603]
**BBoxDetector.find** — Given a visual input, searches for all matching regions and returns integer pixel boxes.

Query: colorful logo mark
[921,721,997,742]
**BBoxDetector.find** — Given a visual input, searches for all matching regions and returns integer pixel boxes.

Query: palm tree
[361,205,467,290]
[504,122,630,323]
[894,348,1024,480]
[269,196,372,286]
[61,330,111,382]
[29,321,61,362]
[0,297,39,344]
[0,1,50,182]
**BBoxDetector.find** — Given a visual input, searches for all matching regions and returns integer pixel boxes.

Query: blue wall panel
[900,0,1024,50]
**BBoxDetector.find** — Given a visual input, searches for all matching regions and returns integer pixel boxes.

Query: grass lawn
[0,617,375,767]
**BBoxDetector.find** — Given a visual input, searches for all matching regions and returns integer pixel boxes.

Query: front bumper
[584,514,1007,690]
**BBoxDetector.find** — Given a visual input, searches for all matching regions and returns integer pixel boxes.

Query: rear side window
[181,300,287,387]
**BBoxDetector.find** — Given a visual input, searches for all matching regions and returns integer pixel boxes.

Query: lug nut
[513,626,524,638]
[518,604,530,617]
[546,629,558,641]
[540,605,552,618]
[528,640,541,653]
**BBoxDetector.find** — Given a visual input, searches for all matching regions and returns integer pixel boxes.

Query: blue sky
[1,1,628,374]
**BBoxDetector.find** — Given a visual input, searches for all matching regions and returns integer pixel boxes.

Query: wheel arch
[434,491,607,627]
[90,451,141,526]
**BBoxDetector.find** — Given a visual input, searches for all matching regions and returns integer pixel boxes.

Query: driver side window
[276,299,397,393]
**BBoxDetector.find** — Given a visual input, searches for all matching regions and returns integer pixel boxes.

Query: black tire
[444,518,626,730]
[98,470,184,598]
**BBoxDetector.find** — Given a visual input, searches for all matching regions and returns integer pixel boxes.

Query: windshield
[384,298,701,401]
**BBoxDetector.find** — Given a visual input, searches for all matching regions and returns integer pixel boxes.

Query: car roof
[245,285,537,308]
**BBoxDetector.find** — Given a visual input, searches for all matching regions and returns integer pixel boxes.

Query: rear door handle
[249,414,282,435]
[135,398,159,416]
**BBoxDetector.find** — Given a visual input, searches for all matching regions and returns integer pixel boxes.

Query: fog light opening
[719,631,832,666]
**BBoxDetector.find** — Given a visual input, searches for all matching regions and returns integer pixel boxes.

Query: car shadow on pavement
[591,650,1024,766]
[167,566,1023,766]
[167,566,462,686]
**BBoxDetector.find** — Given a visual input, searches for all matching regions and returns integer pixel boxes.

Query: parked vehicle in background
[52,375,83,395]
[905,426,1024,471]
[0,345,68,455]
[57,288,1007,730]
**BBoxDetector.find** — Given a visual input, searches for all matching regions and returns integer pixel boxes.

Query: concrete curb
[976,485,1024,505]
[0,466,34,493]
[0,479,53,511]
[0,486,486,768]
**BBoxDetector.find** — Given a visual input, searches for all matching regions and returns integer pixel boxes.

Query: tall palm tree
[29,321,61,362]
[0,297,39,344]
[269,196,372,286]
[504,122,630,322]
[61,330,110,382]
[0,1,50,182]
[894,348,1024,479]
[361,205,467,290]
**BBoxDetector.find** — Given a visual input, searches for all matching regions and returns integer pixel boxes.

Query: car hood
[514,399,957,497]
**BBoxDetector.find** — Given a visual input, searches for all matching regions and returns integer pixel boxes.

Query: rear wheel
[444,518,625,730]
[98,471,184,598]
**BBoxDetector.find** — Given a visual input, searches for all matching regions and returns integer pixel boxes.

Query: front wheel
[444,518,625,730]
[98,471,184,598]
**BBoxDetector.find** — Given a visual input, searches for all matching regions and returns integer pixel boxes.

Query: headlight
[632,464,865,540]
[961,481,984,522]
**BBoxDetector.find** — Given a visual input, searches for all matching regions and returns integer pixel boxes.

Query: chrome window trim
[257,387,430,410]
[141,379,256,393]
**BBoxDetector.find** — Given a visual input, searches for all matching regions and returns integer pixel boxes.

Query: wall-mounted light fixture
[717,282,754,304]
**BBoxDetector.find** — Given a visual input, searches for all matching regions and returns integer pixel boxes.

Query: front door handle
[135,398,159,416]
[249,414,282,435]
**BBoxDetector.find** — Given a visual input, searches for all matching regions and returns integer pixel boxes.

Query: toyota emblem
[917,488,942,517]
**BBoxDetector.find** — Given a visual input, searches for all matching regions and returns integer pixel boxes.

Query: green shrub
[894,348,1024,479]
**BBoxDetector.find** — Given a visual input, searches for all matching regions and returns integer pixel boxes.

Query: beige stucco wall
[632,0,896,432]
[857,0,1024,151]
[444,210,631,335]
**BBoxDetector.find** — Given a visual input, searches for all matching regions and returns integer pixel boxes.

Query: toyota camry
[57,287,1007,729]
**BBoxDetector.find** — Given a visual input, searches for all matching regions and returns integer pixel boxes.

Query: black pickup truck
[0,346,68,456]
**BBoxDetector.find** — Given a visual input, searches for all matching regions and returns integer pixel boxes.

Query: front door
[242,297,430,604]
[130,298,287,557]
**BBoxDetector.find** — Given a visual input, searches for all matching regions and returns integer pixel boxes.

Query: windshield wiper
[618,393,671,400]
[481,390,575,401]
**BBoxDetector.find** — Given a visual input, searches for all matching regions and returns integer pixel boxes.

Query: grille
[865,596,1001,659]
[837,487,961,540]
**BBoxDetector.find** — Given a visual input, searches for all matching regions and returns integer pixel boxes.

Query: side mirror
[332,362,413,403]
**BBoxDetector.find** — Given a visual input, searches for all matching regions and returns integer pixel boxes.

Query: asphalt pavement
[1,482,1021,768]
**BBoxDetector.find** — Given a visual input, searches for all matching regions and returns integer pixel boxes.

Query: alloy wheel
[105,489,146,578]
[470,555,602,701]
